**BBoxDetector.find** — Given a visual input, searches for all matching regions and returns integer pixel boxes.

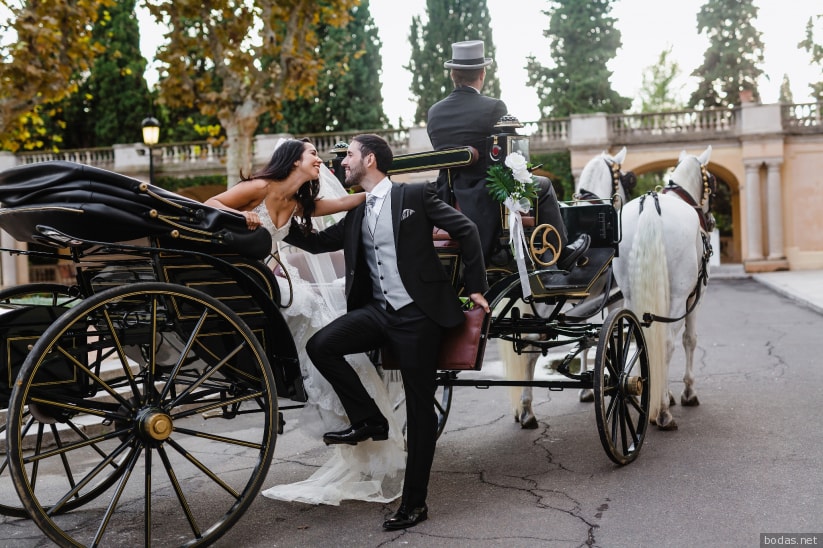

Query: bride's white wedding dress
[258,166,406,506]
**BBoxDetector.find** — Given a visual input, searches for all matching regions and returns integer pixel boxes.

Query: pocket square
[401,208,415,220]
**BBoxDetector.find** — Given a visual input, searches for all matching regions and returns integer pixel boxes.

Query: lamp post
[141,117,160,185]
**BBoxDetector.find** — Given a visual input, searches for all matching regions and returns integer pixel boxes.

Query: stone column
[765,161,784,259]
[744,162,763,260]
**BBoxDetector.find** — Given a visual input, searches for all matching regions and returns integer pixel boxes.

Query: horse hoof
[656,416,678,431]
[579,389,594,403]
[519,412,539,429]
[668,392,677,406]
[681,393,700,407]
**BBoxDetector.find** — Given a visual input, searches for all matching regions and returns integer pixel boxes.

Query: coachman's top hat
[444,40,493,69]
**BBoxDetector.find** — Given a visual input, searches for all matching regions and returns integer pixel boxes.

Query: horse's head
[574,146,635,209]
[669,145,716,215]
[666,145,717,231]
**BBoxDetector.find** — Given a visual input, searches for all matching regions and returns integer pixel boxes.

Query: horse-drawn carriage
[0,131,651,546]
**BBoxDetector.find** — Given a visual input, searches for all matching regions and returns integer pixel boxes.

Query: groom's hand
[469,292,490,313]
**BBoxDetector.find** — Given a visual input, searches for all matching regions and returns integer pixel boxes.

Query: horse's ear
[614,146,627,164]
[678,150,688,163]
[698,145,712,165]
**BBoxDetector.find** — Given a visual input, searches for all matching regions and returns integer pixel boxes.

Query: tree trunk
[222,113,261,187]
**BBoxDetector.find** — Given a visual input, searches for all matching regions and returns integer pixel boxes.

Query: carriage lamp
[141,117,160,185]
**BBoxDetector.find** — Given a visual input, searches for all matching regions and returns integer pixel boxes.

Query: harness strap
[662,182,713,233]
[642,231,713,325]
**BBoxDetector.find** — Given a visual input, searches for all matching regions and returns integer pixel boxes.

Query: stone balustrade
[0,102,820,178]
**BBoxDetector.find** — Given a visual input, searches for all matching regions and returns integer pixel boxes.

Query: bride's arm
[311,192,366,217]
[205,181,267,229]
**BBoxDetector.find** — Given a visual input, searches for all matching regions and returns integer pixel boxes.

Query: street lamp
[141,117,160,185]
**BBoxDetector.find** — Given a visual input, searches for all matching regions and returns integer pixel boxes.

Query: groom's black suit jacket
[285,181,487,329]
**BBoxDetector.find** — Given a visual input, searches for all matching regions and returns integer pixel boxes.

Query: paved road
[3,277,822,547]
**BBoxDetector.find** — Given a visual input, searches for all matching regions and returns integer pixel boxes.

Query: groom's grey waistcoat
[362,191,413,309]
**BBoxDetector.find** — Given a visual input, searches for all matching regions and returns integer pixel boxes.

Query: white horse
[612,146,715,430]
[502,147,632,428]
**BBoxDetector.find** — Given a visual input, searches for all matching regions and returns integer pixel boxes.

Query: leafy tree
[55,0,152,148]
[798,14,823,102]
[407,0,500,125]
[778,74,794,104]
[637,46,684,113]
[266,0,387,134]
[525,0,630,118]
[688,0,764,109]
[0,0,113,151]
[145,0,357,184]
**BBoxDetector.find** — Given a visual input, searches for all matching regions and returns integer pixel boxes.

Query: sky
[138,0,821,126]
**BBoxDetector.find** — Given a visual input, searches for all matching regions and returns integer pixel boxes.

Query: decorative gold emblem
[529,223,561,267]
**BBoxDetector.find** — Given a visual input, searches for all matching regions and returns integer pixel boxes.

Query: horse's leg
[655,327,678,430]
[500,339,539,429]
[578,348,594,402]
[681,312,700,406]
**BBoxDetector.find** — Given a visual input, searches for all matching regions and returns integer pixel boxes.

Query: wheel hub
[622,375,644,396]
[137,408,174,441]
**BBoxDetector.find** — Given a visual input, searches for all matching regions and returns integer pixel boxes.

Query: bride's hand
[243,210,261,230]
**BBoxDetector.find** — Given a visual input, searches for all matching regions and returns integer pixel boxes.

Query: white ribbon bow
[504,196,532,298]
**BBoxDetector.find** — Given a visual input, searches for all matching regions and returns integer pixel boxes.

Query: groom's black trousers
[306,299,443,508]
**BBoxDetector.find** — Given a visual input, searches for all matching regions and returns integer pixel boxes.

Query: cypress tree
[270,0,388,133]
[525,0,630,118]
[407,0,500,125]
[688,0,765,108]
[59,0,151,148]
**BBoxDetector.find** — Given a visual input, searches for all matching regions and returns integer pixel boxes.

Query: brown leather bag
[381,305,490,371]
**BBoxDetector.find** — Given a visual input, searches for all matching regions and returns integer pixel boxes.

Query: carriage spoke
[86,445,144,547]
[172,426,263,450]
[51,424,81,501]
[54,344,136,411]
[167,342,247,409]
[158,444,202,539]
[171,391,265,422]
[144,448,152,548]
[45,438,135,516]
[164,437,241,499]
[158,308,209,401]
[24,427,132,465]
[101,307,142,398]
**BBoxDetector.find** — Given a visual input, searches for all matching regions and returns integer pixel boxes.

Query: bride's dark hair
[238,138,320,234]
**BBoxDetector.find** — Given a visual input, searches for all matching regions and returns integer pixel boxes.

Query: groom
[285,133,489,530]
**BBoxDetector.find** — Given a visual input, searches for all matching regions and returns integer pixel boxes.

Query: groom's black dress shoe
[322,418,389,445]
[382,504,428,530]
[557,233,591,271]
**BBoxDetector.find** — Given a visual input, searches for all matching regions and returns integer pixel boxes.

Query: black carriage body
[0,161,305,402]
[0,304,82,407]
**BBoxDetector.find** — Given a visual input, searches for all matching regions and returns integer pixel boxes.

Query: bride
[205,138,406,505]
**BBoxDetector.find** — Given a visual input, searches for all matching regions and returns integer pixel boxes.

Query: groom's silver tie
[366,194,378,233]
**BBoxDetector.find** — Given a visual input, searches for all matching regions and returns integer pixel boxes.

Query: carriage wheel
[434,375,454,439]
[593,308,650,465]
[0,283,84,517]
[0,282,81,307]
[6,282,277,547]
[383,373,452,441]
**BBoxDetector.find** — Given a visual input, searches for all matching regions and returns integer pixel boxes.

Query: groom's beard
[345,160,366,188]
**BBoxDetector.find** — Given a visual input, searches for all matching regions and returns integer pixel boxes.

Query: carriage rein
[637,165,716,326]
